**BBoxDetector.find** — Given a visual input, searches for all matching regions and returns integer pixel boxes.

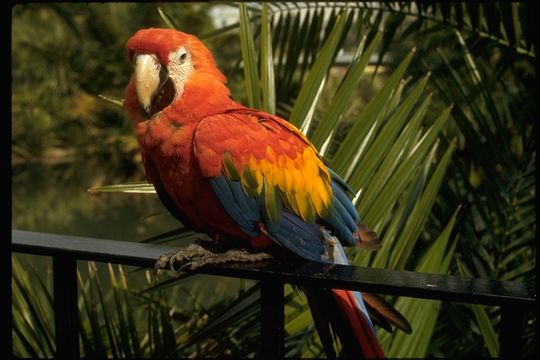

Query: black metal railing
[12,230,535,358]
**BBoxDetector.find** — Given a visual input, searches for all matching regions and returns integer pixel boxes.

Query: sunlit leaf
[89,183,156,194]
[383,207,460,357]
[98,94,124,107]
[157,6,178,30]
[260,3,275,114]
[289,9,349,129]
[239,3,261,109]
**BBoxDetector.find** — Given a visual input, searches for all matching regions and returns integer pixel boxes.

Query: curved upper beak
[134,54,162,116]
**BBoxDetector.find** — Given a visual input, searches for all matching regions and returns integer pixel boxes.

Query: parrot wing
[193,108,362,261]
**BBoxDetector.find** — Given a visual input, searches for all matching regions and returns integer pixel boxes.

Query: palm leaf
[89,182,155,194]
[330,48,416,178]
[382,207,460,357]
[239,3,261,109]
[456,260,499,357]
[259,3,276,114]
[288,8,349,129]
[310,31,382,152]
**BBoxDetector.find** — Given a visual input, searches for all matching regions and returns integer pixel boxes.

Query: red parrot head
[126,28,228,119]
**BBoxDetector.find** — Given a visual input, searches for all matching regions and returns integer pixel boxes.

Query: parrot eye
[178,51,188,63]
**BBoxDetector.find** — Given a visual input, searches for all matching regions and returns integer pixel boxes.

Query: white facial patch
[167,47,194,101]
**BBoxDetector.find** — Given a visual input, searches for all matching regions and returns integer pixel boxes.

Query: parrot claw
[153,251,177,280]
[153,243,273,277]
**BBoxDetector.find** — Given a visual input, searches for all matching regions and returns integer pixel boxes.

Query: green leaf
[260,3,275,114]
[94,265,121,358]
[347,73,431,192]
[331,48,416,176]
[374,12,405,76]
[107,263,134,358]
[98,94,124,107]
[176,283,261,352]
[12,261,55,357]
[310,31,383,151]
[157,6,177,30]
[288,8,349,129]
[13,325,41,358]
[239,3,261,109]
[358,93,432,214]
[78,267,103,357]
[117,265,142,357]
[13,261,54,354]
[388,138,457,270]
[159,300,177,353]
[384,207,460,357]
[89,182,156,193]
[457,260,500,357]
[360,105,453,267]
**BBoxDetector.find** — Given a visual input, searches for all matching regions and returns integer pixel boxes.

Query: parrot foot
[153,243,273,278]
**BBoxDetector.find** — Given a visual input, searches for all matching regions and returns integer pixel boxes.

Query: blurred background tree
[12,2,535,358]
[12,3,215,175]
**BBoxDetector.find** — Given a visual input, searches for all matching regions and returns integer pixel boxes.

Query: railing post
[53,255,79,359]
[499,305,526,358]
[260,279,284,359]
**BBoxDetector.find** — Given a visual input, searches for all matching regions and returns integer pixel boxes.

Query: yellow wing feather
[196,110,334,224]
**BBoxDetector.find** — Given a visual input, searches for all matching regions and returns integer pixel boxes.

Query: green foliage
[239,3,262,109]
[13,255,257,357]
[13,257,55,358]
[456,260,499,357]
[12,3,214,178]
[12,2,534,358]
[382,207,460,357]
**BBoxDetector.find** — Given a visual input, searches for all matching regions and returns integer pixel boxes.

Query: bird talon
[153,252,176,280]
[167,253,177,272]
[153,246,272,276]
[153,264,160,281]
[178,261,193,272]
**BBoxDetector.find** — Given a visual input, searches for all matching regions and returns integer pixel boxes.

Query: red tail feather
[333,289,385,358]
[306,286,385,358]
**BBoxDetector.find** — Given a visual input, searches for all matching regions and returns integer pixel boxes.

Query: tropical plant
[13,254,265,357]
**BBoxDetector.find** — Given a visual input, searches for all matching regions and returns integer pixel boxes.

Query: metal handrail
[12,230,535,358]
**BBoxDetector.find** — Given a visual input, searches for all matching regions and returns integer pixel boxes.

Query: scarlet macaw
[124,28,410,358]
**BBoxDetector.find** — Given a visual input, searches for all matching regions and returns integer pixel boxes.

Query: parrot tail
[304,287,385,359]
[303,228,411,358]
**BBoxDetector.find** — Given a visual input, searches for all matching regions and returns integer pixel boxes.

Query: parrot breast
[126,80,266,245]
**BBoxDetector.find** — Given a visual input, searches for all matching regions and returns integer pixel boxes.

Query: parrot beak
[134,53,175,118]
[134,53,164,116]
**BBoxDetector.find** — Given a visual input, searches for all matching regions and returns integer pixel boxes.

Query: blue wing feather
[209,175,326,262]
[331,180,360,223]
[326,169,361,247]
[209,176,260,237]
[327,167,355,194]
[209,168,362,261]
[327,206,356,246]
[267,209,327,262]
[331,198,357,246]
[228,179,260,221]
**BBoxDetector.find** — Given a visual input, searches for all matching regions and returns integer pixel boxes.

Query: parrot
[124,28,411,358]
